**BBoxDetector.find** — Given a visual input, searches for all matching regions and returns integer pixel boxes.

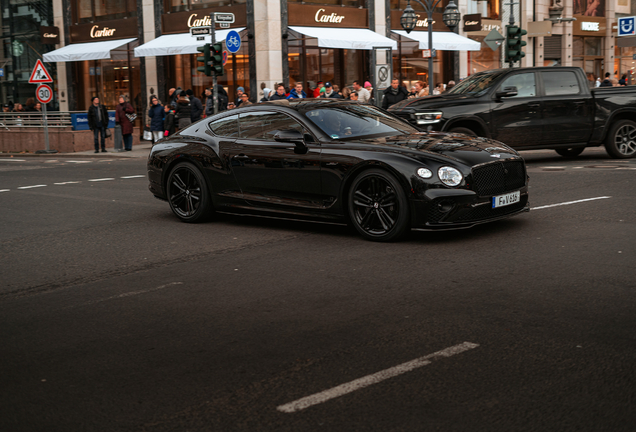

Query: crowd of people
[2,98,43,113]
[595,72,629,88]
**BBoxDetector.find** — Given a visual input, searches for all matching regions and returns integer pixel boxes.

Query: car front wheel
[167,162,213,223]
[348,169,410,242]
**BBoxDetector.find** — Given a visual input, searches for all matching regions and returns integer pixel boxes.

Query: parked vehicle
[388,67,636,159]
[148,100,529,242]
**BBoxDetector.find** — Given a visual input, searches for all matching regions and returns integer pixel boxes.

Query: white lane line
[88,178,115,182]
[0,189,9,193]
[17,185,47,189]
[54,181,81,185]
[67,160,92,164]
[120,175,145,179]
[531,196,611,211]
[67,282,183,309]
[0,159,26,162]
[277,342,480,414]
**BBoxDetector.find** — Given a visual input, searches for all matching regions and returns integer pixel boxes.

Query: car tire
[348,169,410,242]
[449,127,478,137]
[604,119,636,159]
[555,147,585,158]
[166,162,213,223]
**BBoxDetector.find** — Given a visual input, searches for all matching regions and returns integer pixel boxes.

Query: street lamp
[401,0,461,92]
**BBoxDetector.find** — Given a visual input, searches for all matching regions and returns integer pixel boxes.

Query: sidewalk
[0,143,154,159]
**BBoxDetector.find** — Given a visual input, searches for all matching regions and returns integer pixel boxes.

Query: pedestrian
[320,82,343,99]
[350,92,359,101]
[186,89,203,122]
[34,103,42,112]
[87,96,109,153]
[168,87,180,108]
[409,80,427,98]
[313,81,324,98]
[619,74,628,86]
[433,83,444,95]
[24,97,36,111]
[446,80,456,91]
[408,85,417,97]
[164,104,176,137]
[341,87,352,100]
[260,87,271,103]
[204,88,214,116]
[175,92,192,130]
[2,104,10,112]
[599,72,612,87]
[146,95,164,143]
[352,80,371,103]
[287,82,307,99]
[235,86,245,107]
[217,85,229,112]
[115,95,135,151]
[364,81,374,103]
[227,102,236,109]
[12,103,24,112]
[269,84,287,101]
[382,78,409,109]
[239,93,253,106]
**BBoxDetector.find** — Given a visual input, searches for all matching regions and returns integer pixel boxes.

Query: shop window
[167,0,246,12]
[542,71,581,96]
[585,38,602,56]
[73,0,136,24]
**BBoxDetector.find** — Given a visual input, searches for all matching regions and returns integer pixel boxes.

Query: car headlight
[413,111,442,125]
[416,168,433,179]
[438,166,463,187]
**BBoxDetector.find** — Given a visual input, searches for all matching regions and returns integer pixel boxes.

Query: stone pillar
[562,1,574,67]
[53,0,68,111]
[606,0,615,77]
[142,0,158,102]
[253,0,283,102]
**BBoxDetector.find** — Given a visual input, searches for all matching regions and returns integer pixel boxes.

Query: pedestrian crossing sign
[28,59,53,84]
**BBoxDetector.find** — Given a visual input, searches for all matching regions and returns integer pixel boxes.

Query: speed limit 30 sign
[36,84,53,104]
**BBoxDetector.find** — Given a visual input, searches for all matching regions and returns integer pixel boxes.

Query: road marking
[120,175,145,179]
[67,282,183,309]
[88,178,115,182]
[67,160,92,164]
[17,185,47,189]
[531,196,611,211]
[54,181,81,185]
[0,189,9,193]
[0,159,26,162]
[277,342,480,413]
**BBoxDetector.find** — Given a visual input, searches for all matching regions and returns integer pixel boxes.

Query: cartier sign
[161,6,247,34]
[188,14,213,28]
[40,26,60,44]
[315,9,345,24]
[70,18,137,43]
[463,14,482,32]
[90,26,117,38]
[390,11,451,32]
[289,4,368,28]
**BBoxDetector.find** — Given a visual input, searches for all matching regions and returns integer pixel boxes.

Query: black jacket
[190,96,203,121]
[599,79,612,87]
[382,86,409,109]
[269,93,287,101]
[175,100,191,120]
[164,110,176,136]
[87,104,109,130]
[320,91,343,99]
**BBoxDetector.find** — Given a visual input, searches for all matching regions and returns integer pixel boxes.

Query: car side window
[542,71,581,96]
[239,111,307,140]
[208,114,239,137]
[498,73,536,98]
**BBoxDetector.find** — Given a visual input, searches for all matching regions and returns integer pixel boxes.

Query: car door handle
[573,101,586,104]
[233,154,250,160]
[527,103,541,108]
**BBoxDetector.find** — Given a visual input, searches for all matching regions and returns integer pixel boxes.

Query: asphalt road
[1,148,635,431]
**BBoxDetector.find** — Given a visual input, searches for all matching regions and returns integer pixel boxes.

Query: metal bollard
[114,124,124,152]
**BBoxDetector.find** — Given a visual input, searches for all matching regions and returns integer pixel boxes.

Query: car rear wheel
[167,162,213,223]
[348,169,410,242]
[555,147,585,158]
[604,120,636,159]
[449,127,477,137]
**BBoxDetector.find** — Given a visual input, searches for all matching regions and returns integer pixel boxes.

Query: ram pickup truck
[388,67,636,158]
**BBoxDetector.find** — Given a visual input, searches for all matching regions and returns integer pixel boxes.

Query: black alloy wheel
[167,162,213,223]
[605,119,636,159]
[555,147,585,158]
[348,169,409,242]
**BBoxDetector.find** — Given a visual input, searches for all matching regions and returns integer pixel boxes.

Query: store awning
[289,26,397,50]
[43,38,137,62]
[392,30,481,51]
[134,29,246,57]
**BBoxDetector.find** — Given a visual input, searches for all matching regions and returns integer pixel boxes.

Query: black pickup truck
[388,67,636,158]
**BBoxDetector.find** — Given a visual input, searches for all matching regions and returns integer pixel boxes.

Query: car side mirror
[274,129,307,154]
[495,86,518,100]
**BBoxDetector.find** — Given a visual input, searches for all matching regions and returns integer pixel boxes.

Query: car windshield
[447,71,507,96]
[303,104,418,140]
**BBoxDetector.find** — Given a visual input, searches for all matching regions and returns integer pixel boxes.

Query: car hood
[359,132,519,166]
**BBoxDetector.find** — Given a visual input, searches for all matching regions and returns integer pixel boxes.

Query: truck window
[498,73,536,98]
[542,71,581,96]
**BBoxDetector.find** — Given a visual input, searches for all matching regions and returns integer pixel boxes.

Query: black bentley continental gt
[147,99,529,241]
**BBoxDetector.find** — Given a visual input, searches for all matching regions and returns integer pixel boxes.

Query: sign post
[211,12,235,115]
[29,61,57,154]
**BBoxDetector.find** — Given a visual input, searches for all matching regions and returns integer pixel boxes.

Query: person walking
[164,105,176,137]
[175,92,192,130]
[115,95,135,151]
[146,96,164,143]
[320,82,343,99]
[287,83,307,99]
[87,96,109,153]
[382,78,409,109]
[186,89,203,122]
[352,80,370,103]
[599,72,612,87]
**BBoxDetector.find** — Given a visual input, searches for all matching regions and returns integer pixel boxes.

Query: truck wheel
[604,120,636,159]
[449,127,477,137]
[555,147,585,158]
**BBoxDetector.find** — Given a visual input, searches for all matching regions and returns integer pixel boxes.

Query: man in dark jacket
[382,78,409,109]
[286,83,307,99]
[269,84,288,100]
[186,89,203,122]
[320,82,343,99]
[87,96,109,153]
[147,95,164,143]
[599,72,612,87]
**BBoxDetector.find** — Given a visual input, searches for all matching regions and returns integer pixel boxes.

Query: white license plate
[492,191,520,208]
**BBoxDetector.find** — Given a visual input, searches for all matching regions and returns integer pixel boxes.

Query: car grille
[470,160,527,196]
[427,195,528,224]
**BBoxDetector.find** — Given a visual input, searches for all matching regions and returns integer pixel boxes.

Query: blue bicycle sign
[226,30,241,54]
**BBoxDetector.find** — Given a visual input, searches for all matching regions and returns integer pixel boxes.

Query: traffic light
[505,25,527,64]
[196,43,211,76]
[211,42,224,77]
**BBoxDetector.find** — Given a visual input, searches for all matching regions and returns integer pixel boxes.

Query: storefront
[284,3,396,94]
[572,16,607,84]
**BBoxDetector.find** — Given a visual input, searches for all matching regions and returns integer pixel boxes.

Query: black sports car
[147,99,529,241]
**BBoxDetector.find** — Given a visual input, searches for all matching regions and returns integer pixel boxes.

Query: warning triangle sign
[29,59,53,84]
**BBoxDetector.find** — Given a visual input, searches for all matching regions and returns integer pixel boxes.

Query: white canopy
[392,30,481,51]
[43,38,137,62]
[134,29,245,57]
[289,26,397,50]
